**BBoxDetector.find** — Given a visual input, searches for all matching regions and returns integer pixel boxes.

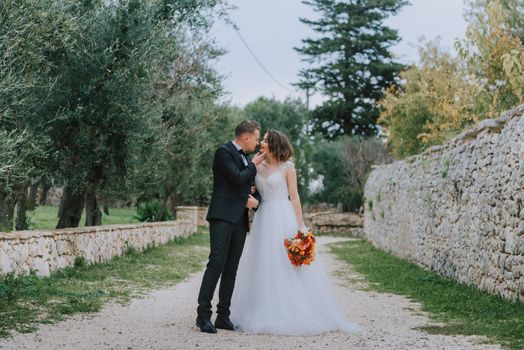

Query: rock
[32,257,50,277]
[1,252,12,274]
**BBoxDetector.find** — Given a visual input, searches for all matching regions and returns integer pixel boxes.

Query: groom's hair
[235,120,260,137]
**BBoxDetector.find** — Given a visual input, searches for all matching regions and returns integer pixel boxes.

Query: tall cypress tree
[296,0,408,138]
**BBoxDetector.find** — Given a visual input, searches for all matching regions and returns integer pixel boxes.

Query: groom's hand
[246,194,259,209]
[251,150,265,166]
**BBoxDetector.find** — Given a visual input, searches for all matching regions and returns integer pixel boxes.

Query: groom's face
[243,129,260,153]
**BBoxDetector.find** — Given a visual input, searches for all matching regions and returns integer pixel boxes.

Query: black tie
[238,148,248,166]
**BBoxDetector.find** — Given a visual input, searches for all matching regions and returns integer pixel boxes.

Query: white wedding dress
[230,160,360,335]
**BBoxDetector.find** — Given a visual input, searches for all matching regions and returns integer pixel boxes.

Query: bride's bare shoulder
[283,159,295,170]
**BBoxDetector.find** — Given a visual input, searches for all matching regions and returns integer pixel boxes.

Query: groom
[196,120,265,334]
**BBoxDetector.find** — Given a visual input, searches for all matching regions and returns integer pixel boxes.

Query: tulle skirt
[230,199,360,335]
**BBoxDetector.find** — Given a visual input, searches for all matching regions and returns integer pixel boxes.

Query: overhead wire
[233,27,294,94]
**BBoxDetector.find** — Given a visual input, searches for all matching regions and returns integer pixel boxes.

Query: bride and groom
[196,120,359,335]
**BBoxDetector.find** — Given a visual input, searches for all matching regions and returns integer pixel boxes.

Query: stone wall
[304,210,363,236]
[175,206,209,227]
[0,208,201,277]
[364,104,524,301]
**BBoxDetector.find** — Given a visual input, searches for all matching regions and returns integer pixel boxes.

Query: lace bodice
[255,160,293,202]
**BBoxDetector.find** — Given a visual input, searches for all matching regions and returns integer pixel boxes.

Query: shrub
[134,201,173,222]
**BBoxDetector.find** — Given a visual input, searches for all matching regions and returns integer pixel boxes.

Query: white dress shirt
[232,140,248,167]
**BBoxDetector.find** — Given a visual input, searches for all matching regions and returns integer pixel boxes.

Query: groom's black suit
[197,141,260,321]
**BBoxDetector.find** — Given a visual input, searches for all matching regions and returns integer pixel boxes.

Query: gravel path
[0,236,500,350]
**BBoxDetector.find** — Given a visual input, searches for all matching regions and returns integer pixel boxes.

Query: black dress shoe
[196,317,217,334]
[215,317,235,331]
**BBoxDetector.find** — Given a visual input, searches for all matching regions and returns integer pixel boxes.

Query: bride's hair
[266,129,294,162]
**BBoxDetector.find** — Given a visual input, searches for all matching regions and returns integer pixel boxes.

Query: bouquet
[283,231,316,267]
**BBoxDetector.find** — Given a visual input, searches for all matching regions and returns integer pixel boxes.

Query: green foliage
[46,1,177,197]
[244,97,307,144]
[0,0,72,220]
[73,256,86,268]
[124,245,140,256]
[379,1,524,159]
[0,0,74,230]
[331,239,524,350]
[456,0,523,115]
[0,0,230,229]
[379,40,482,158]
[295,0,408,138]
[134,201,174,222]
[133,11,233,209]
[464,0,524,42]
[0,131,48,199]
[0,273,23,302]
[311,136,391,211]
[441,157,452,178]
[502,49,524,101]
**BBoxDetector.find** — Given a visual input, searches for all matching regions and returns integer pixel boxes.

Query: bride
[230,129,360,335]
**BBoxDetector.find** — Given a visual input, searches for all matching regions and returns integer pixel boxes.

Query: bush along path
[0,233,508,350]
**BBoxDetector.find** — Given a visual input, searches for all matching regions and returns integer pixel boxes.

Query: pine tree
[296,0,408,138]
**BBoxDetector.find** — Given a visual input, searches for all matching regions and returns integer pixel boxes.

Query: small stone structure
[304,210,363,236]
[175,206,209,227]
[364,104,524,301]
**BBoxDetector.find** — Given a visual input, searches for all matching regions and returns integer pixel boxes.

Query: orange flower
[283,230,317,267]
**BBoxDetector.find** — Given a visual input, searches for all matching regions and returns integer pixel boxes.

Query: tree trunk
[39,180,51,206]
[156,187,172,222]
[15,185,29,231]
[100,193,109,215]
[27,181,40,211]
[56,184,85,229]
[169,195,177,220]
[0,191,15,232]
[85,188,102,226]
[155,200,166,222]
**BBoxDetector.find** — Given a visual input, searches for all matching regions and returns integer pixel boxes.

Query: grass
[0,226,210,339]
[26,205,139,231]
[330,239,524,350]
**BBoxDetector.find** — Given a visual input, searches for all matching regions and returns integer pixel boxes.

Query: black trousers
[197,215,247,320]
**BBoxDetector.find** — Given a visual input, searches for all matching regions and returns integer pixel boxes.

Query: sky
[213,0,469,108]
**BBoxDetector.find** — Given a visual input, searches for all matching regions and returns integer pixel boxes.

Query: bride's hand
[299,224,309,233]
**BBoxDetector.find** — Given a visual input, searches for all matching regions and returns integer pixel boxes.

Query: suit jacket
[206,141,260,230]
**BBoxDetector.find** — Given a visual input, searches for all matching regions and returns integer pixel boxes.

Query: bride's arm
[285,162,307,232]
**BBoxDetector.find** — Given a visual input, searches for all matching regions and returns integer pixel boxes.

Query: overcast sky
[213,0,468,107]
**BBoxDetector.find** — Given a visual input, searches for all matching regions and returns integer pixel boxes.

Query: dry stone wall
[0,211,198,277]
[364,104,524,301]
